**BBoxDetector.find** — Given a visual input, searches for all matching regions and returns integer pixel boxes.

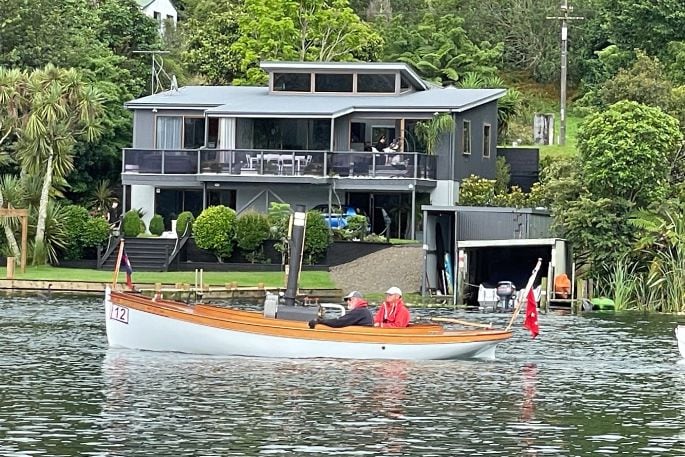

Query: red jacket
[373,299,410,328]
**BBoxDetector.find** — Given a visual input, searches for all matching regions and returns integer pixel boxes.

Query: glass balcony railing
[122,148,437,180]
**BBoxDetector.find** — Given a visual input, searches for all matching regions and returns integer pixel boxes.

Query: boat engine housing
[496,281,516,310]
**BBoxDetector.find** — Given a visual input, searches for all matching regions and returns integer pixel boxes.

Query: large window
[156,116,206,149]
[156,116,182,149]
[183,117,205,149]
[315,73,353,92]
[273,73,311,92]
[357,74,395,93]
[483,124,491,158]
[251,118,331,150]
[462,120,471,155]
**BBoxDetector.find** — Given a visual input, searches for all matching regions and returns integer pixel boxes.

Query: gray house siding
[334,115,351,150]
[132,109,208,149]
[234,183,329,214]
[453,101,498,181]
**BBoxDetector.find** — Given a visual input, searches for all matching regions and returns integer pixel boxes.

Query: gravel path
[329,245,423,295]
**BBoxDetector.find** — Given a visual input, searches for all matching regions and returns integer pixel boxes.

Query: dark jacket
[318,306,373,328]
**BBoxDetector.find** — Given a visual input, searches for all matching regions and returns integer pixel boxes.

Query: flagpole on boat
[112,239,125,289]
[283,205,306,306]
[505,258,542,331]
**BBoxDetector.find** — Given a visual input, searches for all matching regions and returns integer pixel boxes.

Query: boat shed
[421,205,571,305]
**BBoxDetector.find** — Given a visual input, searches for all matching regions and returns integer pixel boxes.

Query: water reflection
[1,296,685,456]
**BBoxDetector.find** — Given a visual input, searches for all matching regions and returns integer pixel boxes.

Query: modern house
[122,61,505,238]
[136,0,177,31]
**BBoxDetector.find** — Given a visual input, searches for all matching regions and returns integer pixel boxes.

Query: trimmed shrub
[176,211,194,237]
[122,210,144,237]
[62,205,90,260]
[235,211,270,262]
[344,215,368,240]
[193,205,237,261]
[303,211,331,264]
[83,217,111,248]
[149,214,165,236]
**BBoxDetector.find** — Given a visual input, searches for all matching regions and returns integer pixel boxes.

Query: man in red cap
[308,291,373,329]
[374,287,410,328]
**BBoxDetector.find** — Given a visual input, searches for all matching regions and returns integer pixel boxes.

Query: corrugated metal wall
[457,210,552,240]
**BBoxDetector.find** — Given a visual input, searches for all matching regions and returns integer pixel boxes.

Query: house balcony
[122,148,437,180]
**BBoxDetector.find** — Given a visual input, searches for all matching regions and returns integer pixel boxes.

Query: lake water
[0,294,684,456]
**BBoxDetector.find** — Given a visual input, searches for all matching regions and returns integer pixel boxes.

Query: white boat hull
[104,291,504,360]
[676,325,685,358]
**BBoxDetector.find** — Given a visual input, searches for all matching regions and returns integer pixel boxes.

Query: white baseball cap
[385,286,402,296]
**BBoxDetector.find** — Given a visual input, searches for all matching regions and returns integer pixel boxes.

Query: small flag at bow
[120,250,133,288]
[523,288,539,339]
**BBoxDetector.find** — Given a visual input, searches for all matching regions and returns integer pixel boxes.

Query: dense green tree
[577,100,682,207]
[382,13,501,86]
[183,0,383,85]
[600,0,685,59]
[183,12,242,84]
[598,53,674,112]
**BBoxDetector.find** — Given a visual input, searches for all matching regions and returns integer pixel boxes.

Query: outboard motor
[496,281,516,311]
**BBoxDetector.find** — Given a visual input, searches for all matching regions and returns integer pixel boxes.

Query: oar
[430,317,493,329]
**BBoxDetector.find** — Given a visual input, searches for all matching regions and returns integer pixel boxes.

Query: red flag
[523,289,539,338]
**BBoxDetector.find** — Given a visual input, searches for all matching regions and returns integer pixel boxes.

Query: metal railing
[122,148,437,180]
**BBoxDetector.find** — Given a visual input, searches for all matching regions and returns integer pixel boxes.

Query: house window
[483,124,491,158]
[156,116,182,149]
[315,73,353,93]
[153,11,162,22]
[462,120,471,155]
[155,116,206,149]
[357,74,395,93]
[183,117,205,149]
[273,73,311,92]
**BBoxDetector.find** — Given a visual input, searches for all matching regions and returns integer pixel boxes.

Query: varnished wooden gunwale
[110,291,512,345]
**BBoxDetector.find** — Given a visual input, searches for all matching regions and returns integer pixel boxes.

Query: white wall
[431,180,459,206]
[130,185,156,232]
[142,0,177,30]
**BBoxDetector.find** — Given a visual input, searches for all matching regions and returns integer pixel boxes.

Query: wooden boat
[104,288,513,360]
[677,325,685,358]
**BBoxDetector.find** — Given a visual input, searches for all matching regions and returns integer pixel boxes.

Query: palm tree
[414,113,455,155]
[2,64,104,264]
[87,179,119,218]
[0,175,27,259]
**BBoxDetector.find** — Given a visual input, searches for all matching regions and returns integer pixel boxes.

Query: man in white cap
[308,291,373,329]
[374,286,410,328]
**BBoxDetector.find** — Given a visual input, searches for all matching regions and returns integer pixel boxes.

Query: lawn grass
[538,114,582,160]
[0,265,337,289]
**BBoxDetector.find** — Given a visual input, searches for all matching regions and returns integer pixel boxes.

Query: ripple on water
[1,296,685,456]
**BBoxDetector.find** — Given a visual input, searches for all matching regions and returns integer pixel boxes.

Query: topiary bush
[344,215,368,240]
[235,211,270,262]
[193,205,237,261]
[176,211,194,237]
[122,210,144,237]
[149,214,164,236]
[303,210,331,265]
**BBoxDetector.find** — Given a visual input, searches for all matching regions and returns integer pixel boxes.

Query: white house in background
[137,0,177,31]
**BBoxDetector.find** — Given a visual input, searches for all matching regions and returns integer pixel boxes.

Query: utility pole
[547,1,583,145]
[132,50,171,95]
